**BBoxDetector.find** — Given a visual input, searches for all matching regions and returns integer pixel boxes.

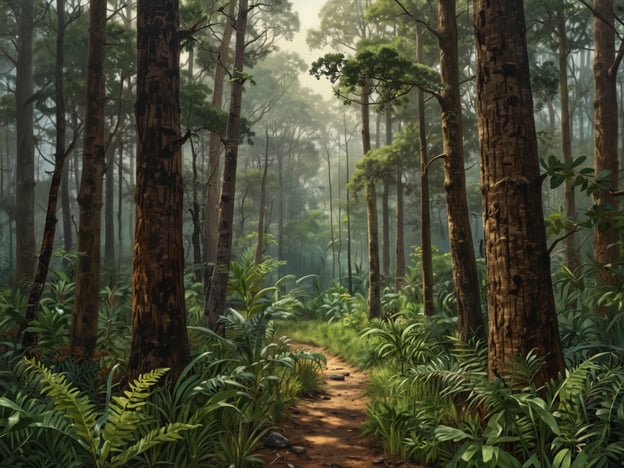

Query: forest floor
[258,342,424,467]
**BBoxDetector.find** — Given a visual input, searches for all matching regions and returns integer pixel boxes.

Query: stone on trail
[329,373,345,381]
[264,431,291,449]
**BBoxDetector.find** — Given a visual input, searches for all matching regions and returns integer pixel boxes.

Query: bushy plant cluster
[0,252,326,467]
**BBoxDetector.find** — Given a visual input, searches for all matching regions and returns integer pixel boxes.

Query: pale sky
[278,1,333,99]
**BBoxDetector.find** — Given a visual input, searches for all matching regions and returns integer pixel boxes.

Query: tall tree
[128,0,191,381]
[438,0,485,341]
[474,0,565,386]
[15,0,35,290]
[592,0,620,312]
[205,0,236,276]
[204,0,249,333]
[22,0,69,350]
[68,0,107,359]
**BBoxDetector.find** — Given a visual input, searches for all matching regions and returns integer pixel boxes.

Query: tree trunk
[592,0,620,314]
[104,144,115,272]
[254,128,270,266]
[439,0,485,341]
[69,0,107,360]
[395,164,405,290]
[556,10,578,270]
[205,0,236,276]
[128,0,190,381]
[474,0,565,387]
[15,0,35,290]
[362,83,381,319]
[418,27,435,317]
[22,0,67,350]
[345,114,354,294]
[190,138,203,283]
[204,0,249,333]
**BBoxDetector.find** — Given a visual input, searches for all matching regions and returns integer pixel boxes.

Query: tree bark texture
[474,0,565,387]
[439,0,485,341]
[128,0,190,381]
[15,0,35,290]
[592,0,620,312]
[69,0,107,360]
[205,0,249,333]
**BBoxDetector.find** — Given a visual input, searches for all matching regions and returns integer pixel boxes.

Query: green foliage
[5,359,198,467]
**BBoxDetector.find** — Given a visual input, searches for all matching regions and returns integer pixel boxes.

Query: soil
[258,342,423,468]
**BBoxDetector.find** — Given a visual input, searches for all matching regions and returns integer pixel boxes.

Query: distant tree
[474,0,565,386]
[15,0,35,290]
[128,0,191,381]
[68,0,107,360]
[22,0,69,350]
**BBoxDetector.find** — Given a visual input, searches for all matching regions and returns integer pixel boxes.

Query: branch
[548,227,581,255]
[425,153,446,174]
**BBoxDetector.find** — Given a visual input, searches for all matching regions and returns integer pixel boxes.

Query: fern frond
[23,357,98,459]
[110,422,200,467]
[102,368,169,452]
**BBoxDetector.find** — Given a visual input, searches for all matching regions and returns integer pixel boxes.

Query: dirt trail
[259,342,421,467]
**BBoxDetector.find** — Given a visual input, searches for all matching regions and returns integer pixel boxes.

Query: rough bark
[15,0,35,290]
[128,0,191,381]
[439,0,485,340]
[474,0,565,386]
[69,0,107,360]
[592,0,620,313]
[204,0,249,333]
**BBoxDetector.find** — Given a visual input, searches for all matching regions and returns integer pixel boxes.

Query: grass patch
[276,319,373,368]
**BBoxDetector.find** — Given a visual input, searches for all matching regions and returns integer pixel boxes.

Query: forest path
[258,341,422,467]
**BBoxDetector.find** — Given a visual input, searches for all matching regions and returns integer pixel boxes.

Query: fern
[102,367,169,452]
[22,358,199,467]
[111,422,200,467]
[23,357,98,459]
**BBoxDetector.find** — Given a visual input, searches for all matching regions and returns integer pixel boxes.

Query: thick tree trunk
[128,0,190,381]
[205,0,249,333]
[592,0,620,314]
[439,0,484,341]
[22,0,67,350]
[15,0,35,290]
[69,0,107,360]
[474,0,565,387]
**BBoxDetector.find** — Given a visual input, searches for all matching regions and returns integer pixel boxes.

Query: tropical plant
[10,359,199,467]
